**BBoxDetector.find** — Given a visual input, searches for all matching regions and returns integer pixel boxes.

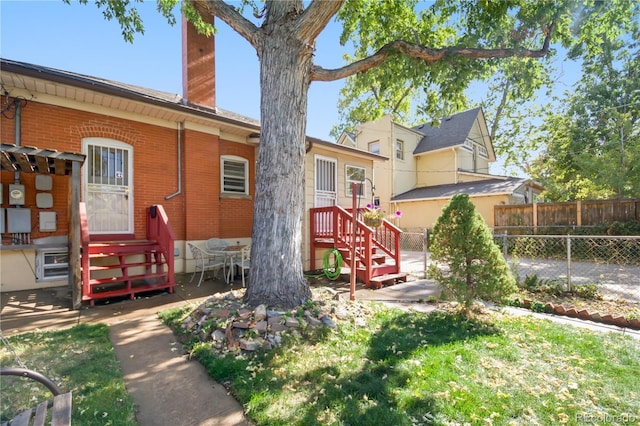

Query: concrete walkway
[1,276,252,426]
[109,314,248,426]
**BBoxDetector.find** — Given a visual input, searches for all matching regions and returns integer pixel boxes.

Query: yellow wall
[0,249,66,292]
[303,145,376,270]
[395,194,510,230]
[416,150,457,186]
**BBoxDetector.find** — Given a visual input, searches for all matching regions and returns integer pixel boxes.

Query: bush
[428,194,517,311]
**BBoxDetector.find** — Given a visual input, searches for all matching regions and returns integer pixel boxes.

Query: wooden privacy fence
[494,198,640,230]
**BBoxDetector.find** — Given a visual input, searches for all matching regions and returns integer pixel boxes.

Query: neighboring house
[337,108,543,229]
[0,19,384,300]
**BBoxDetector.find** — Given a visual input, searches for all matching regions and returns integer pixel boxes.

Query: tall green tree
[332,0,640,180]
[528,6,640,200]
[78,0,567,308]
[428,194,517,312]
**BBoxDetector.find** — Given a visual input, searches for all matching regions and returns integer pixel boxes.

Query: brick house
[1,18,390,304]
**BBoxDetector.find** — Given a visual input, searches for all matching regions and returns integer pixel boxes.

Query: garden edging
[514,299,640,330]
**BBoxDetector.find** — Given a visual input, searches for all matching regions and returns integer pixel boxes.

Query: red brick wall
[1,98,255,243]
[182,15,215,108]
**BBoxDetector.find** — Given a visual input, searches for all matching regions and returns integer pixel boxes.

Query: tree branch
[311,22,556,82]
[191,0,261,49]
[295,0,344,43]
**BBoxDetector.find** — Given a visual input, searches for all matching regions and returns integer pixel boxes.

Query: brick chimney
[182,15,215,108]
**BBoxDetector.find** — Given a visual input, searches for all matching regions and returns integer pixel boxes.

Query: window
[396,139,404,160]
[36,250,69,281]
[221,156,249,194]
[346,165,365,197]
[368,141,380,154]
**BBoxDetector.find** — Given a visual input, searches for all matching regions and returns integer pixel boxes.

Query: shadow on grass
[195,309,500,425]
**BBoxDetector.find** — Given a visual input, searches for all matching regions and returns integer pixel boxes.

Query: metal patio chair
[187,243,226,287]
[230,245,251,288]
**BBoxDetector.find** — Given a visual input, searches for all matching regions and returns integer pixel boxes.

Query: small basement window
[36,249,69,281]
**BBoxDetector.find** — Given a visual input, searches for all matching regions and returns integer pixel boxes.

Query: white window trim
[345,165,365,197]
[82,137,134,235]
[368,140,380,154]
[36,249,69,281]
[396,139,405,160]
[220,155,249,195]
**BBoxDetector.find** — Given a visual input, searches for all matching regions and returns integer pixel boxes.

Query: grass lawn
[161,302,640,426]
[0,323,136,426]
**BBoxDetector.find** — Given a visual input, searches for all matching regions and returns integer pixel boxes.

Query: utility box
[9,184,25,205]
[7,208,31,233]
[39,211,57,232]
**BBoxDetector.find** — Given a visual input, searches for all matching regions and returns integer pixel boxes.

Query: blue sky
[0,0,346,141]
[1,1,580,176]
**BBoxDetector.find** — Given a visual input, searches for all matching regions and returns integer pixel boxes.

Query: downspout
[165,121,183,200]
[14,98,21,183]
[452,147,458,184]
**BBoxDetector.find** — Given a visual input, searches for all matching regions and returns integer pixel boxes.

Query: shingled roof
[391,177,529,201]
[0,58,261,129]
[412,107,483,155]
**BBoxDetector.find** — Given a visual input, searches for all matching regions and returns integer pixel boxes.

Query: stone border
[516,299,640,330]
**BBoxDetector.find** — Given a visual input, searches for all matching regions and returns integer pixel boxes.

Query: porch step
[82,239,174,306]
[82,277,173,302]
[368,272,408,289]
[87,240,160,256]
[88,260,165,272]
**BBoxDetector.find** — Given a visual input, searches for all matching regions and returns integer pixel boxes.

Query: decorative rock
[197,315,208,326]
[320,315,337,329]
[210,308,231,319]
[211,330,226,342]
[285,317,300,328]
[267,334,283,347]
[254,320,268,333]
[270,323,288,332]
[304,314,323,327]
[232,321,251,329]
[238,308,252,320]
[333,307,349,320]
[197,305,213,315]
[239,339,261,351]
[254,304,267,321]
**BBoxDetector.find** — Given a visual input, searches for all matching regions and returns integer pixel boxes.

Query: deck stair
[310,206,407,288]
[80,204,176,306]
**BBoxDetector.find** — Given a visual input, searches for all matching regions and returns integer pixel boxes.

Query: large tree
[528,27,640,200]
[331,1,640,179]
[83,0,566,308]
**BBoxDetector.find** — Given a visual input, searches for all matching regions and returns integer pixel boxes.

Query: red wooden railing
[146,204,176,281]
[80,202,90,296]
[310,206,402,284]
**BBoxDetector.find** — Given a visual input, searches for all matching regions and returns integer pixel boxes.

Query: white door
[314,155,337,207]
[83,138,133,234]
